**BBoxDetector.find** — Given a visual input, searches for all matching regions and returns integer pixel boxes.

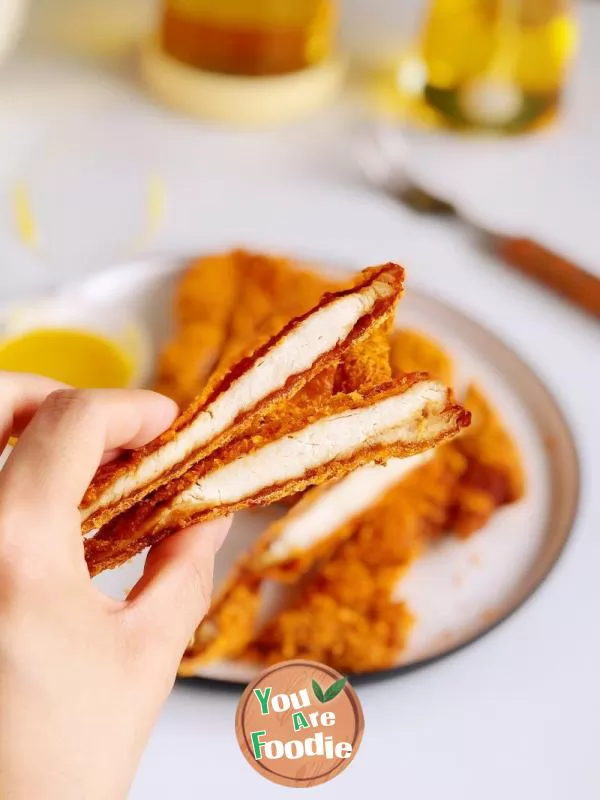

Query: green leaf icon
[323,677,347,702]
[312,679,325,703]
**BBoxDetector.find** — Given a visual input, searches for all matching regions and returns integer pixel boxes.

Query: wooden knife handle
[492,236,600,320]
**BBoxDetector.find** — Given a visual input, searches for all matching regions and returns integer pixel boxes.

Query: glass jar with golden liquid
[160,0,336,77]
[373,0,577,133]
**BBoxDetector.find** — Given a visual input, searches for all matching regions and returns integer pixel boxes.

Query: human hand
[0,373,231,800]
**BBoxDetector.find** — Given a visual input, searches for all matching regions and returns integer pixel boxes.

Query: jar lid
[140,37,347,125]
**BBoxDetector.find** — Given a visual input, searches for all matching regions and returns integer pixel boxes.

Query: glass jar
[373,0,578,133]
[160,0,336,77]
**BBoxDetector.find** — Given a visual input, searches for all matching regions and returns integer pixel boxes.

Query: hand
[0,373,231,800]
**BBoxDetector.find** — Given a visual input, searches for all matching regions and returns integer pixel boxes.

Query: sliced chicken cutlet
[155,250,337,407]
[178,454,433,671]
[180,321,396,669]
[243,447,466,673]
[246,455,430,582]
[86,374,470,575]
[210,251,338,379]
[81,263,405,532]
[277,316,394,509]
[182,330,522,673]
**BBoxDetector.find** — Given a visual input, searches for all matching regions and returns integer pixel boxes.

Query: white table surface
[1,4,600,799]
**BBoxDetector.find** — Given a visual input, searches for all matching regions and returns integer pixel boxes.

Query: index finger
[0,371,68,451]
[0,389,178,523]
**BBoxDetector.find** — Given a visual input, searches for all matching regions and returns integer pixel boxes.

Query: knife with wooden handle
[396,184,600,320]
[357,124,600,320]
[487,236,600,320]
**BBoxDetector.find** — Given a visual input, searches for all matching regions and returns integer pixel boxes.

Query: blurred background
[0,2,599,799]
[0,0,597,300]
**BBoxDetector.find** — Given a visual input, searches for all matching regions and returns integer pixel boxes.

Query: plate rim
[178,288,580,689]
[1,252,580,687]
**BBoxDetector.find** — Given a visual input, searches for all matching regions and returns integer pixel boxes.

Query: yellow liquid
[372,0,577,132]
[0,329,134,389]
[161,0,335,76]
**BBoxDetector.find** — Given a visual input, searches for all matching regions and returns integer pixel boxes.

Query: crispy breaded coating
[85,376,470,575]
[390,328,454,386]
[212,252,338,377]
[334,322,393,393]
[180,452,450,670]
[246,593,414,674]
[390,335,522,536]
[156,250,338,406]
[245,449,465,672]
[154,322,224,408]
[154,253,241,405]
[178,572,262,674]
[175,252,240,327]
[81,264,405,532]
[448,384,525,537]
[245,455,429,583]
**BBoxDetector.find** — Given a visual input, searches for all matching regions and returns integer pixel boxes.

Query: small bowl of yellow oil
[0,296,152,390]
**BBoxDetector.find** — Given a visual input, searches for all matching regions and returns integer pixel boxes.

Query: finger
[0,389,178,523]
[100,448,122,465]
[125,517,232,664]
[0,372,68,452]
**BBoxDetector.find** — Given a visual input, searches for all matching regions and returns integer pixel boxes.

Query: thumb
[125,517,232,669]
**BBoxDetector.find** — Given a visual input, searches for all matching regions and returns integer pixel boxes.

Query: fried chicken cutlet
[390,330,524,536]
[181,330,457,669]
[185,331,522,673]
[155,251,338,405]
[243,447,466,673]
[82,263,405,532]
[86,375,469,575]
[179,453,435,670]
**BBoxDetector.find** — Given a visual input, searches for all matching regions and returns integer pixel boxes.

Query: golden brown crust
[390,328,454,386]
[447,384,525,536]
[178,571,263,674]
[389,334,524,535]
[245,594,415,674]
[180,330,523,674]
[153,322,224,407]
[334,322,392,394]
[207,253,339,382]
[81,263,405,531]
[85,377,470,576]
[154,252,242,405]
[175,252,240,327]
[243,447,466,673]
[155,250,335,406]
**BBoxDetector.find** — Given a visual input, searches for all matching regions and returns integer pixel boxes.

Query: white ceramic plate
[1,255,579,684]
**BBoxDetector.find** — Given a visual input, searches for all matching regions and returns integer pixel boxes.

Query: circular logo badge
[235,659,364,787]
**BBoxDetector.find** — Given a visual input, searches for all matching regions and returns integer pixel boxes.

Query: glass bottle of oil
[160,0,336,77]
[374,0,577,133]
